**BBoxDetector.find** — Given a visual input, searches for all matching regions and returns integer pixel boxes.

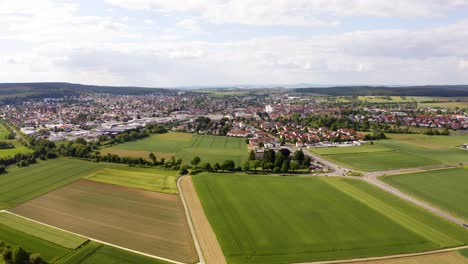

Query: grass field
[419,101,468,110]
[0,212,87,249]
[84,165,178,194]
[101,132,192,160]
[381,167,468,221]
[57,242,171,264]
[0,123,32,158]
[312,134,468,171]
[0,220,71,262]
[194,174,468,264]
[176,134,248,165]
[102,132,248,166]
[11,179,198,263]
[0,158,107,209]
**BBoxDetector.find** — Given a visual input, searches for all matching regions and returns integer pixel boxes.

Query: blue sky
[1,0,468,87]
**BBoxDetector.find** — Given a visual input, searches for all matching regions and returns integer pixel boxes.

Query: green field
[194,174,468,264]
[381,167,468,221]
[0,158,107,209]
[176,134,248,165]
[58,242,170,264]
[0,123,32,157]
[0,220,71,262]
[0,212,87,249]
[313,134,468,171]
[84,166,178,194]
[102,132,248,166]
[419,101,468,110]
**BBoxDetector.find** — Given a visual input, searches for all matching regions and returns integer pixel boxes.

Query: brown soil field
[347,251,468,264]
[180,176,226,264]
[11,179,198,263]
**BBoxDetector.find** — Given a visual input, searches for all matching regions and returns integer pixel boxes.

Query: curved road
[288,145,468,228]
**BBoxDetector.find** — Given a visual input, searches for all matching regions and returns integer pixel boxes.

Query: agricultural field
[351,250,468,264]
[0,123,32,157]
[418,101,468,110]
[102,132,248,166]
[381,167,468,221]
[0,212,87,249]
[312,134,468,171]
[0,213,72,262]
[357,96,436,103]
[194,174,468,264]
[11,179,198,263]
[84,165,178,194]
[58,242,170,264]
[0,158,107,209]
[176,134,248,165]
[101,132,192,160]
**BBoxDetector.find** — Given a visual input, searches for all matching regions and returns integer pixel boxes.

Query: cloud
[104,0,468,27]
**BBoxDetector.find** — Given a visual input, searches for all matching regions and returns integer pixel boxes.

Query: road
[286,144,467,228]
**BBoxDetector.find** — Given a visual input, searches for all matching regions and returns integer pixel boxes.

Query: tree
[263,149,275,163]
[12,246,29,264]
[202,162,212,172]
[191,156,201,168]
[148,153,157,165]
[290,160,299,172]
[249,150,256,160]
[222,160,235,171]
[214,163,221,172]
[281,159,290,173]
[293,150,305,162]
[242,161,250,172]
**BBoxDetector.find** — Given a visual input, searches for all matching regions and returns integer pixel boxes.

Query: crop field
[84,165,178,194]
[102,132,248,165]
[0,217,71,262]
[0,158,107,209]
[310,144,394,155]
[58,242,170,264]
[351,250,468,264]
[419,101,468,110]
[101,132,192,160]
[0,123,32,157]
[194,174,468,264]
[381,167,468,221]
[11,179,198,263]
[0,212,87,249]
[176,134,248,165]
[313,135,468,171]
[357,96,436,103]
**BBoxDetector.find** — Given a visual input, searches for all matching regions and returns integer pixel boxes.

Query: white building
[265,104,274,113]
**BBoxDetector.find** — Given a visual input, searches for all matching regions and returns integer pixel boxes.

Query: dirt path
[179,176,227,264]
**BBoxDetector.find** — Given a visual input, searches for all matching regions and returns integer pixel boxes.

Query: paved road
[363,174,467,227]
[286,145,468,228]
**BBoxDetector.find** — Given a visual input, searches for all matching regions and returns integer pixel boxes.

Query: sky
[1,0,468,87]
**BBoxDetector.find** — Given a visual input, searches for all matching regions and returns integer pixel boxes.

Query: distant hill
[294,85,468,97]
[0,82,175,104]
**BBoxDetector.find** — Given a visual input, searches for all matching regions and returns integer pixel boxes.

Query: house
[462,143,468,149]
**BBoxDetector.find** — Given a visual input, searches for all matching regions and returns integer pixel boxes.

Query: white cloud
[104,0,468,27]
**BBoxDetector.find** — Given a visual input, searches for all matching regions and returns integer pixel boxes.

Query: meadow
[194,174,468,264]
[176,134,248,165]
[381,167,468,221]
[102,132,248,166]
[0,158,107,209]
[418,101,468,110]
[11,179,198,263]
[0,123,32,158]
[101,132,192,160]
[311,134,468,171]
[84,165,178,194]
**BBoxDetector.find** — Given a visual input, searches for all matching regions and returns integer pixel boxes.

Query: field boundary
[177,176,205,264]
[296,244,468,264]
[0,210,190,264]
